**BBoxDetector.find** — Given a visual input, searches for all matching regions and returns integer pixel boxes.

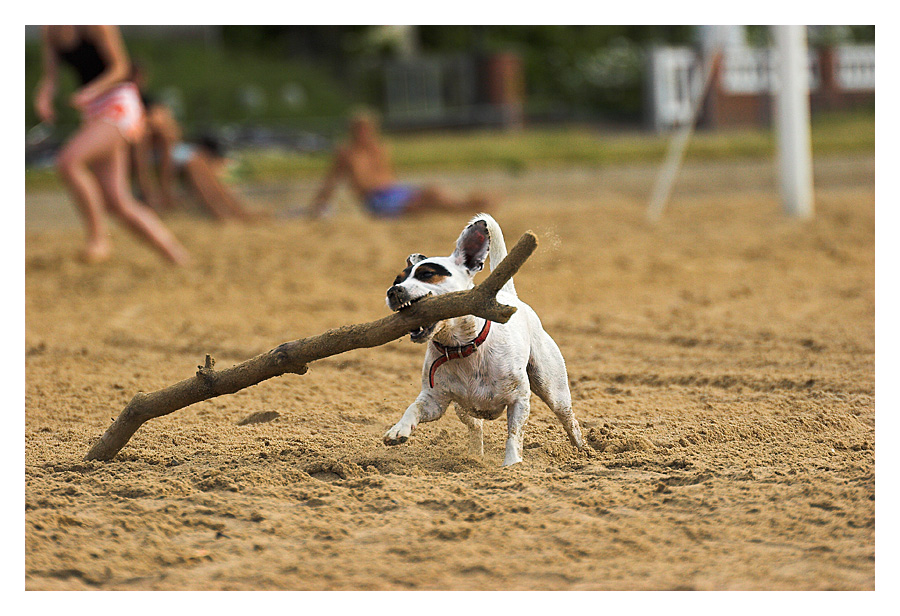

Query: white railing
[836,45,876,91]
[648,43,872,129]
[721,48,820,94]
[721,48,772,93]
[647,48,700,130]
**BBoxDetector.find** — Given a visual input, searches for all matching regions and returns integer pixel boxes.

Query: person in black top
[34,26,189,265]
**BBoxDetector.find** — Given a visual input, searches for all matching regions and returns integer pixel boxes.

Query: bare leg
[405,184,494,215]
[454,406,484,456]
[91,130,190,265]
[56,121,116,261]
[198,157,260,221]
[184,157,232,220]
[186,155,261,222]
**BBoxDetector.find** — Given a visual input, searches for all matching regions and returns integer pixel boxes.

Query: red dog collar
[428,320,492,388]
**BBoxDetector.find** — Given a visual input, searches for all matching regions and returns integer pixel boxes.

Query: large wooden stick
[84,231,538,461]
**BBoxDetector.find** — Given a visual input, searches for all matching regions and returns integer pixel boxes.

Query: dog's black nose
[387,285,404,304]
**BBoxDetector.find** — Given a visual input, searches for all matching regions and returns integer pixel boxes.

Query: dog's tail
[472,213,517,297]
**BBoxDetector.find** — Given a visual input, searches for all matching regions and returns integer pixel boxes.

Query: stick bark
[84,231,538,461]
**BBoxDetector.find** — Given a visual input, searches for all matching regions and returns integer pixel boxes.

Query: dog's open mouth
[409,323,436,343]
[394,293,429,311]
[390,293,435,342]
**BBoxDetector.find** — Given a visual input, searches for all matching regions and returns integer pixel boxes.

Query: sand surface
[25,156,874,590]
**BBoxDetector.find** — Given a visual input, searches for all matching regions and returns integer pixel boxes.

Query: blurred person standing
[34,25,189,264]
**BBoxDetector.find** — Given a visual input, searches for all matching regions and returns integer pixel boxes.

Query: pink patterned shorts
[83,82,146,143]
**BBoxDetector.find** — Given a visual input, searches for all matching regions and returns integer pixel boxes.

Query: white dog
[384,214,584,466]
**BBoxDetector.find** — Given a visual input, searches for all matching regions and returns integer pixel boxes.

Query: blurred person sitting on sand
[300,110,494,219]
[130,65,261,223]
[34,25,189,264]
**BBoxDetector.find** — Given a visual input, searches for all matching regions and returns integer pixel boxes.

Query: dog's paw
[383,422,415,446]
[502,454,523,467]
[571,431,585,450]
[503,439,524,466]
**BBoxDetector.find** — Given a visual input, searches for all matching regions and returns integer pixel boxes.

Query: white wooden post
[774,25,815,218]
[646,46,721,222]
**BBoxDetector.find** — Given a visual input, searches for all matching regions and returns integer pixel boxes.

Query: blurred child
[131,67,261,222]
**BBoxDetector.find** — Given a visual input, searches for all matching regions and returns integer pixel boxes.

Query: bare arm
[70,25,132,109]
[308,148,349,217]
[150,106,183,209]
[34,26,59,123]
[132,131,163,210]
[157,143,178,210]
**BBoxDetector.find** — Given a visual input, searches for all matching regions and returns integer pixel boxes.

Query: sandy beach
[25,156,874,590]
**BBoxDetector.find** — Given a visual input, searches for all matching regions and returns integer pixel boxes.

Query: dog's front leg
[384,392,448,445]
[503,397,531,466]
[454,407,484,456]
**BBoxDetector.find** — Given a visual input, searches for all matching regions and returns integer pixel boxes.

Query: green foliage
[417,26,695,120]
[24,26,876,139]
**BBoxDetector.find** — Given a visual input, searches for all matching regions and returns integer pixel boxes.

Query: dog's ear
[406,253,427,267]
[452,219,490,273]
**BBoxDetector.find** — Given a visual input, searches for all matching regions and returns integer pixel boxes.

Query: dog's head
[386,219,490,343]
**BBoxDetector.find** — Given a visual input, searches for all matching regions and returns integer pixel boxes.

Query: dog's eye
[417,270,434,280]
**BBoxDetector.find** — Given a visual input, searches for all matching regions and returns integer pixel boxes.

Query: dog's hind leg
[527,333,584,450]
[454,406,484,456]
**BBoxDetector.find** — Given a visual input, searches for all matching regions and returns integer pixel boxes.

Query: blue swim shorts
[366,185,419,217]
